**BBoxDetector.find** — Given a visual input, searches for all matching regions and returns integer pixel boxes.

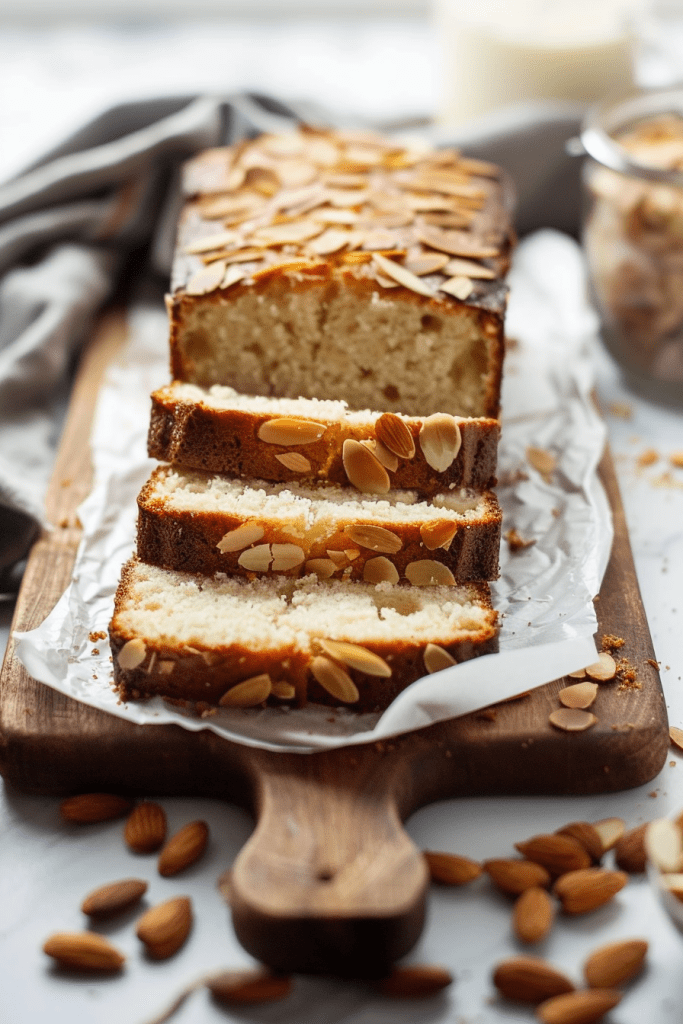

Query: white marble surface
[3,16,683,1024]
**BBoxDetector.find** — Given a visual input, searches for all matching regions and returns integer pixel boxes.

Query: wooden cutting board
[0,312,669,978]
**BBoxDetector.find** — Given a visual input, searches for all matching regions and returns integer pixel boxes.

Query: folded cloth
[0,92,584,591]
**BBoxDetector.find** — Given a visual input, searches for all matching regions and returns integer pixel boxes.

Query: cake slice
[110,558,498,712]
[148,382,500,495]
[167,127,514,419]
[136,466,502,584]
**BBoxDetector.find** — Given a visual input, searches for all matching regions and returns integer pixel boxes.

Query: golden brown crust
[147,384,500,495]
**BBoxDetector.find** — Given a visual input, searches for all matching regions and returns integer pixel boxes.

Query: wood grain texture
[0,310,669,976]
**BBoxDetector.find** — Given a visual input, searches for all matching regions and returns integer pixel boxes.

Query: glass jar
[581,86,683,394]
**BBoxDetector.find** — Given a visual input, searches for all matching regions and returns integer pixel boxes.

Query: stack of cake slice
[109,126,515,715]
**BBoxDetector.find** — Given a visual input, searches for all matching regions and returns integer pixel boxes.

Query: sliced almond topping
[218,247,266,264]
[375,412,415,459]
[277,159,317,189]
[645,817,683,872]
[219,674,272,707]
[222,265,247,289]
[363,556,400,585]
[558,682,598,709]
[439,275,474,301]
[419,414,462,472]
[257,417,327,446]
[405,560,456,587]
[217,522,265,553]
[270,544,305,572]
[420,521,458,551]
[343,524,402,554]
[252,220,323,245]
[443,256,497,279]
[404,251,450,276]
[271,681,296,701]
[238,544,272,572]
[185,229,239,255]
[342,439,391,494]
[372,253,436,297]
[310,656,359,703]
[311,207,359,225]
[592,817,626,853]
[304,558,337,579]
[585,652,617,682]
[326,549,349,567]
[670,725,683,751]
[374,272,400,289]
[275,452,312,473]
[423,643,456,674]
[567,667,587,679]
[185,260,227,295]
[361,438,399,472]
[417,224,499,259]
[308,228,354,254]
[549,708,597,732]
[318,639,391,678]
[118,638,147,671]
[344,547,361,561]
[362,229,400,251]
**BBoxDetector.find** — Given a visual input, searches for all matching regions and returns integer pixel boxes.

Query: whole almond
[424,851,483,886]
[208,967,293,1004]
[59,793,133,824]
[81,878,148,918]
[513,887,555,943]
[515,835,591,876]
[535,988,621,1024]
[484,859,551,895]
[158,820,209,877]
[614,824,648,873]
[493,956,574,1003]
[552,868,628,914]
[124,801,167,854]
[43,932,125,972]
[136,896,192,959]
[556,822,603,863]
[375,964,452,998]
[375,412,415,459]
[583,939,648,988]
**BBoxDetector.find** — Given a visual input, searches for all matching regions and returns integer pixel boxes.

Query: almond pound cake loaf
[148,383,500,495]
[136,466,502,584]
[110,558,498,712]
[168,127,514,419]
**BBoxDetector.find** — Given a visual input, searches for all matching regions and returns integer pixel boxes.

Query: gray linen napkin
[0,92,584,592]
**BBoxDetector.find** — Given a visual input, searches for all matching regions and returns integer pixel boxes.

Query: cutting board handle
[228,752,429,977]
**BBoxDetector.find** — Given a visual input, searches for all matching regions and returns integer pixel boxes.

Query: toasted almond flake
[420,521,458,551]
[585,653,617,682]
[199,195,263,220]
[311,207,359,225]
[238,544,272,572]
[277,159,317,189]
[185,260,227,295]
[219,674,272,707]
[318,639,391,678]
[275,452,312,473]
[439,275,474,301]
[374,272,400,289]
[423,643,456,674]
[417,224,499,259]
[222,265,247,289]
[308,228,354,254]
[592,817,626,853]
[360,438,399,472]
[405,560,456,586]
[323,172,368,188]
[456,156,500,177]
[252,220,324,245]
[423,210,475,229]
[250,259,326,282]
[270,544,305,572]
[304,558,337,579]
[217,522,265,554]
[363,556,400,585]
[403,251,451,276]
[343,523,402,554]
[527,446,557,478]
[340,251,373,264]
[219,247,266,265]
[558,682,599,709]
[670,726,683,751]
[258,417,327,446]
[342,438,391,494]
[185,230,239,254]
[159,661,175,675]
[118,638,147,671]
[326,549,349,567]
[376,412,416,459]
[326,187,370,207]
[443,256,497,279]
[419,414,462,472]
[271,682,296,701]
[310,656,359,703]
[549,708,597,732]
[344,547,361,560]
[645,817,683,872]
[372,253,436,297]
[362,228,400,251]
[567,668,587,679]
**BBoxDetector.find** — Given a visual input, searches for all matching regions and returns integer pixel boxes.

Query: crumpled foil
[15,230,612,752]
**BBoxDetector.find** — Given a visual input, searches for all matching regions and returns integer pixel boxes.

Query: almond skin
[59,793,133,824]
[158,820,209,877]
[43,932,125,971]
[484,859,551,895]
[424,851,483,886]
[555,822,603,863]
[136,896,192,959]
[81,878,147,918]
[583,939,648,989]
[552,868,628,914]
[535,988,621,1023]
[124,801,167,854]
[513,887,555,944]
[375,964,453,998]
[493,956,574,1004]
[614,824,648,873]
[207,968,293,1004]
[515,835,591,876]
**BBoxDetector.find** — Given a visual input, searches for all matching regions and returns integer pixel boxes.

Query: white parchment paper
[15,230,612,751]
